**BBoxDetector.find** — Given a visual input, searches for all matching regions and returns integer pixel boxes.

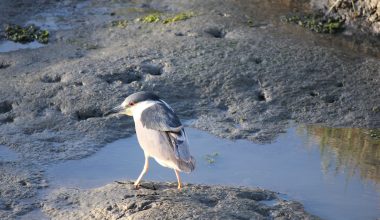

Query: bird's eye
[129,102,135,106]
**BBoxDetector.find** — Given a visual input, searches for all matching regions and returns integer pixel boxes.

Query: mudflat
[0,0,379,219]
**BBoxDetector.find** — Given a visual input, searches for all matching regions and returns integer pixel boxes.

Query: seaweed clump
[137,11,194,24]
[204,152,219,164]
[4,24,49,44]
[140,14,161,23]
[283,14,344,34]
[163,12,194,24]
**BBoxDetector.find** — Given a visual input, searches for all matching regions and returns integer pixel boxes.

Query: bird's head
[104,91,160,117]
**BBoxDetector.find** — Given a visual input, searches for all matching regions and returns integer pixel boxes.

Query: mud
[43,182,318,220]
[0,0,379,219]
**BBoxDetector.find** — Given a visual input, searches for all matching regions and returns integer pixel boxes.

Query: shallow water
[0,144,18,161]
[47,125,380,220]
[0,40,45,53]
[25,7,73,31]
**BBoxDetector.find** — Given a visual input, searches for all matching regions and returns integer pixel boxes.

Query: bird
[105,91,195,189]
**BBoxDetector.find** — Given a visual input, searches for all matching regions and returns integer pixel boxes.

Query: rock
[43,182,319,220]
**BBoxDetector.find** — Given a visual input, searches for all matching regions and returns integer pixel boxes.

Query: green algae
[4,24,49,44]
[283,14,344,34]
[137,11,194,24]
[163,12,194,24]
[139,13,161,23]
[204,152,219,164]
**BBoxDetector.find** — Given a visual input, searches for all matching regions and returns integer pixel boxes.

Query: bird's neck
[131,100,159,121]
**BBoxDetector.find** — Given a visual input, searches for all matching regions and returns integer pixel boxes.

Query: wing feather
[140,103,182,132]
[166,129,191,162]
[141,103,192,164]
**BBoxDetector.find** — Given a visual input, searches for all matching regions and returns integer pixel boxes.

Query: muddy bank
[0,162,46,219]
[0,0,379,219]
[43,181,318,220]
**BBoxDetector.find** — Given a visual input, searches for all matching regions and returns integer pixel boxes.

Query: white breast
[130,100,159,121]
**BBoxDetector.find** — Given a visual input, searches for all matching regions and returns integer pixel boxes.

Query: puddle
[0,144,19,162]
[26,8,73,31]
[0,40,45,53]
[46,126,380,220]
[19,209,48,220]
[26,17,70,31]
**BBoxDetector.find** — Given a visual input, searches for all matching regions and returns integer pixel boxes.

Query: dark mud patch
[322,95,338,104]
[253,57,263,64]
[99,70,141,84]
[0,101,13,114]
[40,75,62,83]
[0,62,11,69]
[0,115,14,124]
[75,108,103,121]
[204,27,226,38]
[139,62,163,76]
[257,90,267,102]
[236,191,276,201]
[72,81,83,86]
[197,197,219,207]
[309,91,319,97]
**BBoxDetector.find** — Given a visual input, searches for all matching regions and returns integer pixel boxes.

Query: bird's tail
[178,156,196,173]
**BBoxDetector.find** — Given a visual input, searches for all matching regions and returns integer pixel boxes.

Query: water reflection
[301,126,380,187]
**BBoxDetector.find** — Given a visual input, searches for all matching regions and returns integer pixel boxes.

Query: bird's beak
[103,105,133,117]
[103,105,125,117]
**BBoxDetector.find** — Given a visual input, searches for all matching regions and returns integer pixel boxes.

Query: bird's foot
[133,183,140,189]
[177,184,182,190]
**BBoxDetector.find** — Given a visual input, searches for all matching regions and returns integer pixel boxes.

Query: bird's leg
[134,156,149,189]
[174,169,182,190]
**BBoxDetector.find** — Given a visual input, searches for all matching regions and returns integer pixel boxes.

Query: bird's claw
[133,183,140,189]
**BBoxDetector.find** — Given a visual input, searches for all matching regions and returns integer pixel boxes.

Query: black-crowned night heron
[106,91,195,189]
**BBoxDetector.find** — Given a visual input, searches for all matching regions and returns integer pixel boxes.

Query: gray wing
[166,129,192,162]
[141,103,192,162]
[140,103,182,132]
